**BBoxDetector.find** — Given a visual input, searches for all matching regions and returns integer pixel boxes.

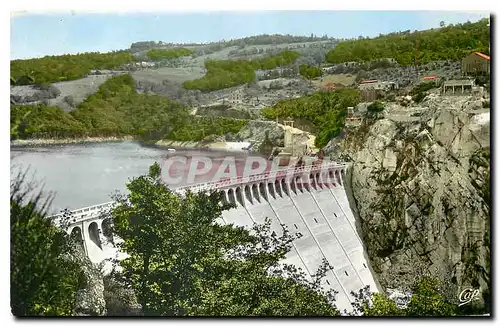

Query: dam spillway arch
[52,162,380,312]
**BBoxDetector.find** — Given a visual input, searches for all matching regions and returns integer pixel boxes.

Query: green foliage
[367,101,385,113]
[183,50,300,92]
[326,19,490,65]
[132,35,333,53]
[405,277,458,316]
[10,75,247,141]
[108,163,340,316]
[11,51,135,85]
[71,74,189,138]
[363,293,405,316]
[10,171,85,316]
[349,277,458,316]
[221,34,332,46]
[168,117,248,142]
[475,75,490,88]
[261,89,360,148]
[413,92,427,103]
[10,110,32,140]
[11,104,88,139]
[103,273,143,316]
[299,64,322,79]
[147,48,194,61]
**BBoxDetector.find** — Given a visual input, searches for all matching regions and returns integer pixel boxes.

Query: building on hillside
[282,120,309,157]
[345,106,362,127]
[359,79,399,91]
[359,89,377,102]
[461,52,490,76]
[422,75,442,86]
[358,79,398,101]
[228,88,244,105]
[345,117,362,127]
[442,78,475,95]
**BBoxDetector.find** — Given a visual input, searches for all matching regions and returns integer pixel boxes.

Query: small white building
[228,88,245,105]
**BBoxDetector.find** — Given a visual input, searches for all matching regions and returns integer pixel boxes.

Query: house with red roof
[423,75,439,81]
[462,52,490,76]
[422,74,442,86]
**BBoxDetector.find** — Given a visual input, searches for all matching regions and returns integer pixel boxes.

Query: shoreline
[153,139,252,153]
[10,137,254,154]
[10,136,136,148]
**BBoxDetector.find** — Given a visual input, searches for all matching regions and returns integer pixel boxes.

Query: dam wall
[54,162,380,313]
[214,164,379,311]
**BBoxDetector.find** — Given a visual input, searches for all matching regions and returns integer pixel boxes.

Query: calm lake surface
[10,141,251,213]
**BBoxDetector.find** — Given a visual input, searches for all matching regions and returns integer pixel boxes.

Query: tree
[367,101,385,113]
[10,110,31,140]
[348,286,405,316]
[108,163,340,316]
[183,51,300,92]
[261,89,359,148]
[347,277,458,316]
[11,75,247,142]
[299,64,322,80]
[10,51,135,85]
[10,170,85,316]
[405,277,457,316]
[326,19,489,65]
[147,48,194,61]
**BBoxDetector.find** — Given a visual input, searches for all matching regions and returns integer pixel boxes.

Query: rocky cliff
[63,243,107,316]
[331,93,490,304]
[229,120,317,155]
[64,242,142,316]
[230,120,285,152]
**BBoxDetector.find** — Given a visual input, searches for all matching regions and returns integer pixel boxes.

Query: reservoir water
[10,141,251,213]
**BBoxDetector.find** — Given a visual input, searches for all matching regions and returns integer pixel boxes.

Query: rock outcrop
[233,120,285,152]
[64,243,107,316]
[63,242,143,316]
[10,85,61,105]
[332,94,490,303]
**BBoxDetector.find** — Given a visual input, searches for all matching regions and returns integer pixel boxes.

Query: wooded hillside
[326,19,490,65]
[11,51,135,86]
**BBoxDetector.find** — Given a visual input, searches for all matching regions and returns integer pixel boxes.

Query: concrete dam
[53,162,380,312]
